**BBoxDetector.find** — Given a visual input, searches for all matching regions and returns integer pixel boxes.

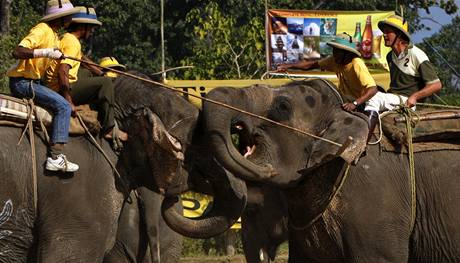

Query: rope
[26,99,38,214]
[16,81,38,214]
[368,112,383,145]
[289,164,351,230]
[63,55,344,148]
[416,102,460,110]
[395,105,418,233]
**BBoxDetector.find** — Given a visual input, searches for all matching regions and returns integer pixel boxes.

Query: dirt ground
[180,254,288,262]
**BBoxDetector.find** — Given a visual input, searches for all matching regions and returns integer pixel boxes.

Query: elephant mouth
[231,121,270,167]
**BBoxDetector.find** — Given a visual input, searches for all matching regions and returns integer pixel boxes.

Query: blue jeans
[9,77,71,144]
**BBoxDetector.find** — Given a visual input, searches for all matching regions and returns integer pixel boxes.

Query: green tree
[0,0,41,93]
[419,16,460,102]
[0,0,458,88]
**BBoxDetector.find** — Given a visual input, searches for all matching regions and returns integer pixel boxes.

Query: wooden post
[0,0,12,35]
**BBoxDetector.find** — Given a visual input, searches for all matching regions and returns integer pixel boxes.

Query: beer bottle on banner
[353,22,362,51]
[361,15,373,59]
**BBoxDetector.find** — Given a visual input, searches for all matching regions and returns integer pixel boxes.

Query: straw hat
[71,6,102,26]
[41,0,80,22]
[326,34,361,57]
[99,57,126,70]
[378,15,410,41]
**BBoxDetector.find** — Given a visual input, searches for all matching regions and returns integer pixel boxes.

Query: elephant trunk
[203,87,277,182]
[161,161,247,238]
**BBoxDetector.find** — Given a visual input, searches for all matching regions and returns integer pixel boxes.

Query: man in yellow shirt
[277,34,378,140]
[277,34,377,112]
[44,7,127,142]
[7,0,80,172]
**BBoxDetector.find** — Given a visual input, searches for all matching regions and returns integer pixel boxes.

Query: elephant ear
[306,110,368,170]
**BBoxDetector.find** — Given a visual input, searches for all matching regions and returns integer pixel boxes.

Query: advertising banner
[266,9,395,74]
[182,191,241,229]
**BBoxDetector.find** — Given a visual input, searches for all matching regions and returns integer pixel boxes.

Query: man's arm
[58,63,76,116]
[80,55,104,76]
[276,60,319,72]
[342,86,378,111]
[406,81,442,107]
[12,46,62,59]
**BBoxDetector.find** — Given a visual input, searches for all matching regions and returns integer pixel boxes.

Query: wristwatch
[352,101,359,106]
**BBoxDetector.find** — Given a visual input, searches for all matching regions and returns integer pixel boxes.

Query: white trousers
[364,91,410,112]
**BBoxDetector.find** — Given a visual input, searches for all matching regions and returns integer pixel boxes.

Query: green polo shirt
[387,45,440,97]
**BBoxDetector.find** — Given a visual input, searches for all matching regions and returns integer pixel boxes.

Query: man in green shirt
[363,15,442,140]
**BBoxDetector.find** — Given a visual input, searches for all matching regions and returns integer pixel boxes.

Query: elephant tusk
[244,145,256,158]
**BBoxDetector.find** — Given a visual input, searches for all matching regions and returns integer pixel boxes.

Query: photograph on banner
[267,9,395,74]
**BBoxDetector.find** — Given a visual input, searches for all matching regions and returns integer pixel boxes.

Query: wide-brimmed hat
[99,57,126,70]
[71,6,102,26]
[327,34,361,57]
[378,15,410,41]
[41,0,80,22]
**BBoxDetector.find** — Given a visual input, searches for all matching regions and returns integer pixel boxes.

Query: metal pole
[264,0,270,74]
[161,0,166,80]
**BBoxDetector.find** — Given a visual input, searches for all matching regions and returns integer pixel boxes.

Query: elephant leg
[37,222,113,263]
[138,188,161,263]
[37,234,105,262]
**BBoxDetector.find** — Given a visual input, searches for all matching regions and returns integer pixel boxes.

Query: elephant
[0,71,246,262]
[103,188,183,263]
[202,79,460,262]
[242,183,288,263]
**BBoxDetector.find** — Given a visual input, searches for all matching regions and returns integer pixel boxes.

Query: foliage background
[1,0,458,94]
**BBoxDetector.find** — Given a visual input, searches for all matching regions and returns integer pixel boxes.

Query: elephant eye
[268,96,292,122]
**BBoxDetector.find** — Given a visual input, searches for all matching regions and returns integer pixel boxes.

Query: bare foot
[104,129,128,141]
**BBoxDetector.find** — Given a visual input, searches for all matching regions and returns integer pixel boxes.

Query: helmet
[327,33,361,57]
[99,57,126,70]
[378,15,410,41]
[71,6,102,26]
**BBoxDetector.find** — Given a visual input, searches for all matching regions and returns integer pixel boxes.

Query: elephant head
[202,79,368,186]
[114,73,247,238]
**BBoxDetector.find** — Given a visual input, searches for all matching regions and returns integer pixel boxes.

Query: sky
[412,0,460,43]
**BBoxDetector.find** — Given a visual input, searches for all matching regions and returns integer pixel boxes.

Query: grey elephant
[103,188,183,263]
[242,183,288,263]
[202,79,460,262]
[0,72,246,262]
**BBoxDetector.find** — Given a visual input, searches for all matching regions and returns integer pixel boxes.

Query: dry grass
[180,254,288,263]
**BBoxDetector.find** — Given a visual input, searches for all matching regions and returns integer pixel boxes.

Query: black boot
[365,110,379,143]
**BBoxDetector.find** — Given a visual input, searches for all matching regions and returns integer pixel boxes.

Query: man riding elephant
[44,6,128,142]
[364,15,442,133]
[7,0,80,172]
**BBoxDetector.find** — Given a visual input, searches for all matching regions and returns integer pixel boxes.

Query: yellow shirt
[44,33,82,92]
[318,56,376,99]
[7,23,59,80]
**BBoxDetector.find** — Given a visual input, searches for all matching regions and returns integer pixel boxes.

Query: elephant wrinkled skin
[203,79,460,262]
[0,72,246,262]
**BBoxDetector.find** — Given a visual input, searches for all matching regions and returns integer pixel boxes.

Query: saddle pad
[0,94,100,135]
[379,135,460,153]
[380,109,460,145]
[0,94,52,125]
